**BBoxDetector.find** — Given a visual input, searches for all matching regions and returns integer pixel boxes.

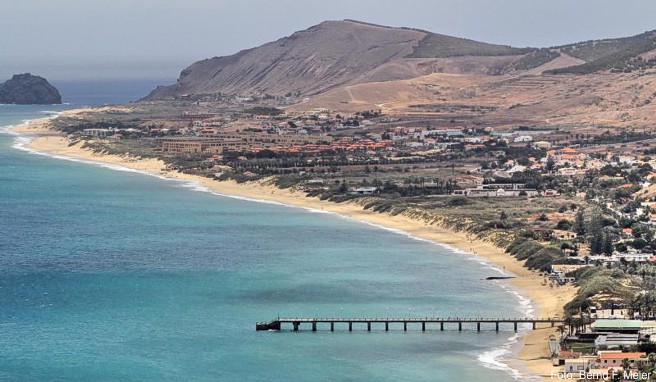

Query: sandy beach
[12,115,576,381]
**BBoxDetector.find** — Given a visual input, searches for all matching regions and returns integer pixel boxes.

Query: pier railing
[256,317,570,333]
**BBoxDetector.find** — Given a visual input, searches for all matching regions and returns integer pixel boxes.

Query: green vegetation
[506,238,567,271]
[547,32,656,75]
[408,103,497,113]
[564,267,632,316]
[242,107,284,116]
[514,49,560,70]
[558,31,656,62]
[407,33,533,58]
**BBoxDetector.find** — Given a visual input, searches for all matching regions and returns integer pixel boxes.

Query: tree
[615,242,628,253]
[573,210,586,235]
[556,219,572,230]
[588,213,604,254]
[546,157,556,173]
[590,231,604,254]
[633,224,651,239]
[602,233,614,255]
[633,238,648,250]
[500,211,508,221]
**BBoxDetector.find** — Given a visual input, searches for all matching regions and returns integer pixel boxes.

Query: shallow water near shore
[1,93,537,381]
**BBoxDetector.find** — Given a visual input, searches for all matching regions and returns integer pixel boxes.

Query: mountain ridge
[145,20,656,101]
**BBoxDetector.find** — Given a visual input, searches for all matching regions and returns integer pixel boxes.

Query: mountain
[0,73,62,105]
[145,20,549,100]
[145,19,656,126]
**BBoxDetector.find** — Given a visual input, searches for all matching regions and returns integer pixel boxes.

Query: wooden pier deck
[256,317,567,332]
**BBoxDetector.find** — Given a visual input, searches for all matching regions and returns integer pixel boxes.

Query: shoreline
[9,115,576,381]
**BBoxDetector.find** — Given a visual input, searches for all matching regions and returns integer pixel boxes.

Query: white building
[513,135,533,143]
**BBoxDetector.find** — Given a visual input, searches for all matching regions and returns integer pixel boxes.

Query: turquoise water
[0,95,534,381]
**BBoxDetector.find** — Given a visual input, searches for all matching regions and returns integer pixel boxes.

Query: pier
[256,317,568,333]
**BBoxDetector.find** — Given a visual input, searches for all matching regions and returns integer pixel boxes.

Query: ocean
[0,82,536,381]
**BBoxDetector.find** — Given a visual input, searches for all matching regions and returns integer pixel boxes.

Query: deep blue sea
[0,82,536,381]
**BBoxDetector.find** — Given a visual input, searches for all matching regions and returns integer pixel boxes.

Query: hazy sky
[2,0,656,82]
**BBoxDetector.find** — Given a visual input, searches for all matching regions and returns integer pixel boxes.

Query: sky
[2,0,656,82]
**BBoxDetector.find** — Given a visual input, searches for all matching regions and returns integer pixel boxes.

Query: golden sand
[12,116,576,381]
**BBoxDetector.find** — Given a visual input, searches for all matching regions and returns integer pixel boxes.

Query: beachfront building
[452,183,539,197]
[594,333,639,349]
[597,351,647,368]
[353,187,378,195]
[156,132,332,154]
[156,137,244,154]
[592,320,646,334]
[82,128,113,138]
[564,356,596,373]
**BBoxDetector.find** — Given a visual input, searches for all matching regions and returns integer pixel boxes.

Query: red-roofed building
[597,351,647,367]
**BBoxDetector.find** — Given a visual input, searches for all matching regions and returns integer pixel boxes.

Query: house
[618,156,635,165]
[551,265,587,274]
[82,128,113,138]
[543,189,560,197]
[513,135,533,143]
[564,357,596,373]
[552,230,578,240]
[533,140,551,149]
[550,265,586,284]
[617,253,656,263]
[558,168,578,176]
[353,187,378,195]
[597,351,647,368]
[507,165,527,174]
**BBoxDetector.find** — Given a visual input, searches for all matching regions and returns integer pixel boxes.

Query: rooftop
[599,352,646,360]
[593,319,645,329]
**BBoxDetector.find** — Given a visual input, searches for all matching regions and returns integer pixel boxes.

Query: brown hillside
[146,20,550,100]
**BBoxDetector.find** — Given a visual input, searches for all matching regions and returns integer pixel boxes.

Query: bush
[556,219,572,230]
[446,197,470,207]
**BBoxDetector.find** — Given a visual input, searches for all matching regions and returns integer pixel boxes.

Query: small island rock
[0,73,62,105]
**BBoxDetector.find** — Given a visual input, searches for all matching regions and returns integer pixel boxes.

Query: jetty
[256,317,570,333]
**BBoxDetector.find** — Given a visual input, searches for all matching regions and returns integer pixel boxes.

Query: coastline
[9,116,576,381]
